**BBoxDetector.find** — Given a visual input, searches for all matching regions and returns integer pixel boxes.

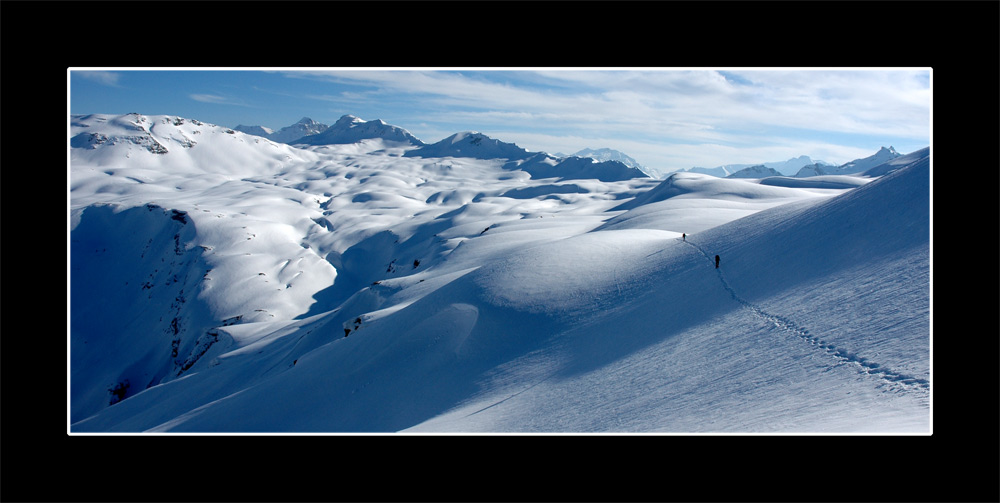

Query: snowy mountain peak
[571,148,642,169]
[834,146,903,175]
[293,115,423,146]
[235,117,330,144]
[725,165,782,179]
[410,131,530,160]
[683,154,832,178]
[334,114,363,126]
[233,124,274,137]
[70,113,317,176]
[449,131,491,144]
[568,147,659,178]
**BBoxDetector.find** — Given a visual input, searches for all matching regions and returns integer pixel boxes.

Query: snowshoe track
[685,240,929,395]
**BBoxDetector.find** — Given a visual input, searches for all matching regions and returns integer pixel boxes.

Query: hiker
[682,233,686,241]
[715,255,720,268]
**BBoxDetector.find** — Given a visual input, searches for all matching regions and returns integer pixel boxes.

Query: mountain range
[242,117,901,181]
[685,147,902,179]
[235,115,649,182]
[683,154,830,177]
[793,146,901,176]
[68,112,930,434]
[235,117,329,144]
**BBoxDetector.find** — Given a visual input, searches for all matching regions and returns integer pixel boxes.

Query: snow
[683,149,897,178]
[684,154,831,177]
[294,114,423,146]
[68,113,931,434]
[235,117,330,144]
[726,164,782,178]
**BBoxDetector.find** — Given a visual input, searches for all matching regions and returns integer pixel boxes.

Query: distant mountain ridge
[686,154,832,177]
[567,147,658,178]
[235,117,329,144]
[726,165,783,179]
[406,131,649,182]
[408,131,526,160]
[684,148,903,179]
[70,110,930,435]
[73,113,648,183]
[794,146,900,176]
[570,148,641,168]
[291,115,424,146]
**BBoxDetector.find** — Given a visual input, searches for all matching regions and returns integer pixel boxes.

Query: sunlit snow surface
[69,114,930,433]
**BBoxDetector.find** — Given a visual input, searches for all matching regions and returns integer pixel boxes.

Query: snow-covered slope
[69,113,930,433]
[232,124,273,138]
[70,113,320,187]
[863,146,927,177]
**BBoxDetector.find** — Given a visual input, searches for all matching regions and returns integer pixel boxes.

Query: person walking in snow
[715,255,720,268]
[682,233,686,241]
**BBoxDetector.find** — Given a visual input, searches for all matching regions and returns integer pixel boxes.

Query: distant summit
[685,154,832,177]
[792,163,832,178]
[833,146,900,175]
[793,147,902,177]
[571,148,642,169]
[726,165,782,179]
[568,147,658,178]
[235,117,329,144]
[407,132,648,182]
[291,115,424,146]
[407,131,531,160]
[232,124,274,138]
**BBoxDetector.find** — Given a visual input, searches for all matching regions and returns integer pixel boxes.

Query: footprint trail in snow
[684,239,930,396]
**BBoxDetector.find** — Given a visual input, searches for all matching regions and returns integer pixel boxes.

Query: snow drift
[68,113,930,433]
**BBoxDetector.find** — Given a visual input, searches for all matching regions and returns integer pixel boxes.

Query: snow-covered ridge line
[69,111,930,433]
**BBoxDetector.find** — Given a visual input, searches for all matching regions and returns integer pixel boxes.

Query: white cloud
[189,94,252,107]
[277,68,930,173]
[315,69,925,140]
[75,71,122,87]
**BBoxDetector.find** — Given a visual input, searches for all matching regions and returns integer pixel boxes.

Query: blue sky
[69,68,931,175]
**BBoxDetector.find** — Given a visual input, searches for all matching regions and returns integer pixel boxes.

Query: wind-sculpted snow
[69,113,930,433]
[758,175,870,189]
[596,171,847,235]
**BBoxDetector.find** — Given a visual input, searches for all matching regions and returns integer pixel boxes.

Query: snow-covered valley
[68,113,931,433]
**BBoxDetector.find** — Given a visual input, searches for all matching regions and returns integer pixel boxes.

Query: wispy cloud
[275,68,929,172]
[285,69,929,142]
[189,93,253,107]
[76,70,123,87]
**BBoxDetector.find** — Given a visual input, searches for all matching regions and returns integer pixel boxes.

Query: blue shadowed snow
[69,113,930,433]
